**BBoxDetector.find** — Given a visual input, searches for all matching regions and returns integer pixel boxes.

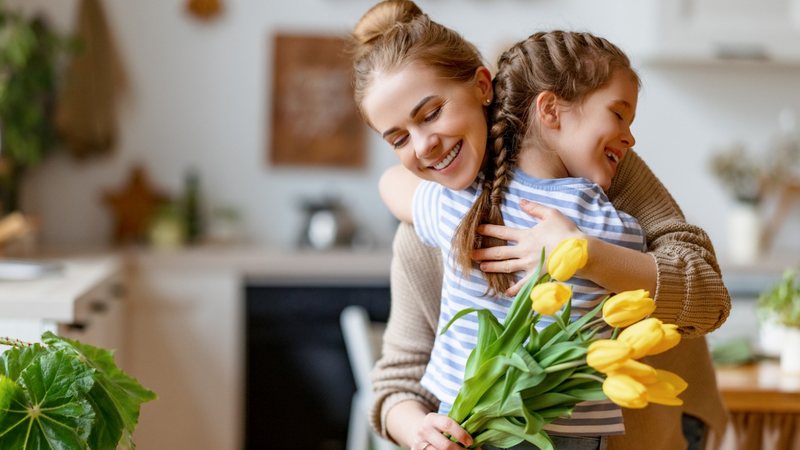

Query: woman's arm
[606,150,731,337]
[371,223,471,449]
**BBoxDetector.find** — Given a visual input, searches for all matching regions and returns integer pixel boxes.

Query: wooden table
[715,360,800,449]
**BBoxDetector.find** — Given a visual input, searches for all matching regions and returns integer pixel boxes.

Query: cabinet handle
[64,322,87,332]
[111,283,126,300]
[90,301,108,314]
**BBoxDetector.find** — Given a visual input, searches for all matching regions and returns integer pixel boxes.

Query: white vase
[759,318,787,357]
[727,202,763,264]
[781,327,800,374]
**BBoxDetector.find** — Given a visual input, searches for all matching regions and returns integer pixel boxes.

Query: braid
[453,30,638,296]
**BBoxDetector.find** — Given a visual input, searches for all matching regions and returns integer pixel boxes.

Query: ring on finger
[421,442,431,450]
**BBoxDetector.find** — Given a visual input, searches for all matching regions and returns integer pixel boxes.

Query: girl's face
[361,63,492,191]
[553,69,638,191]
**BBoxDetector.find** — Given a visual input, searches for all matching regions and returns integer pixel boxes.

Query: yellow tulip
[530,282,572,316]
[647,323,681,356]
[547,238,588,282]
[602,374,648,409]
[609,359,658,384]
[643,370,687,406]
[602,289,656,328]
[587,339,632,373]
[618,318,664,359]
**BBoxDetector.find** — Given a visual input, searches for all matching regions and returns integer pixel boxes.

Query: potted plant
[757,269,800,372]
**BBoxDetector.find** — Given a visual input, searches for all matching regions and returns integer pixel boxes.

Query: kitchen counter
[0,256,120,321]
[125,245,393,282]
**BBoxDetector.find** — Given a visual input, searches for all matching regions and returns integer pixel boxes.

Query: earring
[484,98,491,105]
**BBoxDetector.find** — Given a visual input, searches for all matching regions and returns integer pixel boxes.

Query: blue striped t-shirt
[412,168,646,437]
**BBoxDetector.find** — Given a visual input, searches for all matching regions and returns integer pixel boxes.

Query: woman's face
[361,63,492,191]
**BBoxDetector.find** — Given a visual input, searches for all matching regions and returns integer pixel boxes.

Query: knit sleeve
[607,151,731,337]
[370,222,442,440]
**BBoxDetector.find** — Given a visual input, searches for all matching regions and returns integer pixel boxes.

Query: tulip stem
[570,373,605,383]
[544,360,586,373]
[581,317,606,331]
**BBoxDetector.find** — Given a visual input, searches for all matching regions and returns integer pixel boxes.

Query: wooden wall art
[269,34,366,168]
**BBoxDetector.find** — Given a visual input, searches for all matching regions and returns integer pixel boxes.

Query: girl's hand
[472,199,584,296]
[411,412,474,450]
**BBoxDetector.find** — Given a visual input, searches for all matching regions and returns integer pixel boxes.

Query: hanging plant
[0,6,71,214]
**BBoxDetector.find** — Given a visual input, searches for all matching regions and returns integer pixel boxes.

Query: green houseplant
[757,269,800,373]
[0,4,70,214]
[0,332,156,449]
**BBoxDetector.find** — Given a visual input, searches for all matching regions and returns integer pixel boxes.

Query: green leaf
[561,386,606,402]
[43,332,156,450]
[464,310,502,379]
[450,354,521,423]
[481,417,554,450]
[0,376,19,422]
[0,344,48,381]
[536,405,575,420]
[0,350,95,450]
[521,369,575,399]
[536,342,587,368]
[526,392,581,410]
[440,307,481,335]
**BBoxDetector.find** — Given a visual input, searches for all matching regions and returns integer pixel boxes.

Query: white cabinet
[647,0,800,65]
[122,247,392,450]
[125,254,242,450]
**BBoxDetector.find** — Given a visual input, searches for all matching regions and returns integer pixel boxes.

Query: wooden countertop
[716,359,800,413]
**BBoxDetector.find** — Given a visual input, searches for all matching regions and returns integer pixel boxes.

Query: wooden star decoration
[102,166,166,245]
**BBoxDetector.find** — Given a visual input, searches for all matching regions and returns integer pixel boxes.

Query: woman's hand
[410,412,474,450]
[387,401,473,450]
[472,199,583,296]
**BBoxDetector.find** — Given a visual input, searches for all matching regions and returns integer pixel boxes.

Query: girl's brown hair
[453,30,639,295]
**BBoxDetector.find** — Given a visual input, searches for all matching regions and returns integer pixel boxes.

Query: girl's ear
[535,91,560,129]
[473,66,493,103]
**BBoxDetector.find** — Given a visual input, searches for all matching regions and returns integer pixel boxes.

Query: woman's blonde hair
[350,0,483,120]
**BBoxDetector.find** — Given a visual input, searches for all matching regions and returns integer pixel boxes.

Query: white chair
[340,305,397,450]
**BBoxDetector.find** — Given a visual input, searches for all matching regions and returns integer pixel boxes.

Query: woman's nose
[412,132,439,159]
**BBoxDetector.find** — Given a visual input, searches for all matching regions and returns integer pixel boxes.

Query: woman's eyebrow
[381,95,436,138]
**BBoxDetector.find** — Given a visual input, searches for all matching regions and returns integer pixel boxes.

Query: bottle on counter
[183,169,204,245]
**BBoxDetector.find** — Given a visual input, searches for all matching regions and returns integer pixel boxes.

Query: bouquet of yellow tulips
[442,238,687,450]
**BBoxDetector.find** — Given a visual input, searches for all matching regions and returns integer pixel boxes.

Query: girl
[350,2,729,450]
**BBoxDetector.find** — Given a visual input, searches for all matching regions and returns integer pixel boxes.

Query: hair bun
[352,0,423,46]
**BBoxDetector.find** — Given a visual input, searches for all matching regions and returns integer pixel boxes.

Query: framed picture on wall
[269,34,366,168]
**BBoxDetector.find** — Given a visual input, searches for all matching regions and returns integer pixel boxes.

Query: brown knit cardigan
[371,150,731,450]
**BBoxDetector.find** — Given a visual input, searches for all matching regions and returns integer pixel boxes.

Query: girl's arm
[379,164,421,223]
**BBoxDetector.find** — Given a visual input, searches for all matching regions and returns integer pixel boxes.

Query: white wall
[11,0,800,259]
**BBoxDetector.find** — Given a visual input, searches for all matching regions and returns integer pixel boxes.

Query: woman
[351,2,730,449]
